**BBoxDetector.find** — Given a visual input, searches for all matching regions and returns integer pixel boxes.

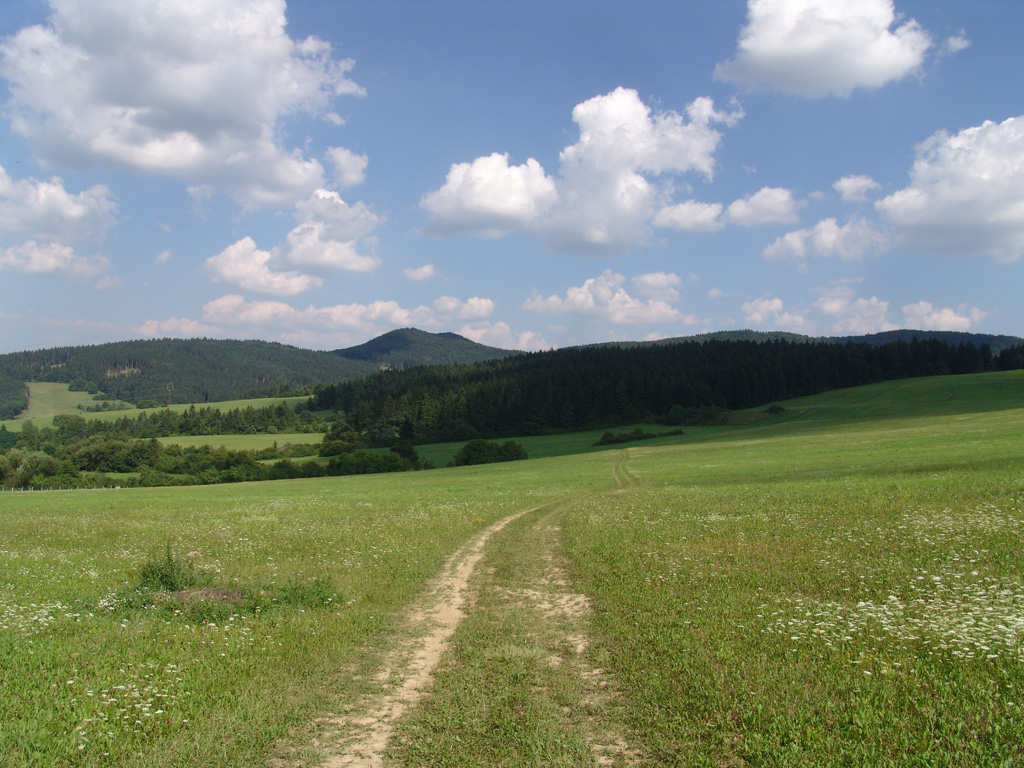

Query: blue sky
[1,0,1022,354]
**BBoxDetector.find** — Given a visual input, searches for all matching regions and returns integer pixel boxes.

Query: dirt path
[277,456,640,766]
[298,506,538,768]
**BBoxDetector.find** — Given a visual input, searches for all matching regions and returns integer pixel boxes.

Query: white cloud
[421,153,558,238]
[459,322,549,351]
[0,240,109,279]
[714,0,934,97]
[404,264,437,281]
[742,296,782,324]
[0,165,117,243]
[741,296,811,331]
[326,146,368,188]
[155,249,172,264]
[422,88,742,253]
[726,187,799,226]
[142,291,499,347]
[708,288,724,299]
[137,316,218,338]
[813,286,896,334]
[763,216,886,268]
[942,35,971,56]
[653,200,724,231]
[204,237,322,296]
[95,275,122,290]
[875,116,1024,262]
[834,174,881,203]
[0,0,365,208]
[432,296,495,320]
[631,272,682,302]
[902,301,985,331]
[284,189,382,271]
[523,269,696,325]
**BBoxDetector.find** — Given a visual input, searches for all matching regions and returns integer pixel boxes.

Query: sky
[0,0,1022,354]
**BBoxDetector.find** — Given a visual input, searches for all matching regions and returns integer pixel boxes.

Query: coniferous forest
[311,337,1024,441]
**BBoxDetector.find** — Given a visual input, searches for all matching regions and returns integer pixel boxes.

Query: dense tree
[310,337,1016,442]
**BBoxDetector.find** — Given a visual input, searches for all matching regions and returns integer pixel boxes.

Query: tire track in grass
[388,454,642,766]
[295,505,539,768]
[517,504,643,767]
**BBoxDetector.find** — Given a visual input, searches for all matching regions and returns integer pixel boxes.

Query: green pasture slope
[1,382,309,432]
[1,370,1023,766]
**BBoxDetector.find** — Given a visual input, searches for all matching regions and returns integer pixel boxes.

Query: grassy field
[159,433,323,451]
[1,383,308,431]
[2,370,1023,766]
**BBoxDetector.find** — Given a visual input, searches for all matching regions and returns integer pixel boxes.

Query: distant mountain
[333,328,518,368]
[594,329,1024,354]
[0,338,378,406]
[827,329,1024,352]
[0,330,518,410]
[2,328,1021,415]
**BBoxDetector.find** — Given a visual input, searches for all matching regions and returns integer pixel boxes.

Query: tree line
[310,337,1024,443]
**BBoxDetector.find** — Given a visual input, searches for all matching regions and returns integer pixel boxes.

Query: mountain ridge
[2,327,1022,417]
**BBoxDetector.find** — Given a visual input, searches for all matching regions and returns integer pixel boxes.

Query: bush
[450,439,528,467]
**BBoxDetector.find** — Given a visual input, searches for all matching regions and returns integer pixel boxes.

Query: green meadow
[1,383,309,432]
[2,370,1023,766]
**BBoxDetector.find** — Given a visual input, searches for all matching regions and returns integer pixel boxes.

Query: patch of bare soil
[289,508,535,768]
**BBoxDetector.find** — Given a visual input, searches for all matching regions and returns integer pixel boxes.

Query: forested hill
[0,330,516,415]
[0,339,378,408]
[333,327,518,367]
[310,336,1024,442]
[597,329,1024,353]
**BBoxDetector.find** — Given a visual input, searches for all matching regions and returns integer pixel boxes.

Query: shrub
[450,439,528,467]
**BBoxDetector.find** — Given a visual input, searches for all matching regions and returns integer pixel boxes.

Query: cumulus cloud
[432,296,495,320]
[0,240,109,280]
[813,286,896,334]
[204,237,322,296]
[875,116,1024,262]
[834,174,881,203]
[137,316,218,338]
[902,301,985,331]
[763,217,887,269]
[0,165,117,243]
[459,321,549,351]
[404,264,437,281]
[326,146,369,188]
[0,0,365,207]
[942,35,971,56]
[653,200,724,231]
[142,290,499,348]
[421,153,558,238]
[631,272,682,302]
[205,188,383,295]
[741,296,810,331]
[523,269,696,325]
[725,186,799,226]
[285,189,382,271]
[422,87,742,253]
[714,0,934,97]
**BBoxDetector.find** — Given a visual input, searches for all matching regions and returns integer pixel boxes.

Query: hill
[0,339,377,408]
[0,330,517,414]
[333,327,519,368]
[597,329,1024,353]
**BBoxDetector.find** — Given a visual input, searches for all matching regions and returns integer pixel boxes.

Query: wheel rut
[292,506,537,768]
